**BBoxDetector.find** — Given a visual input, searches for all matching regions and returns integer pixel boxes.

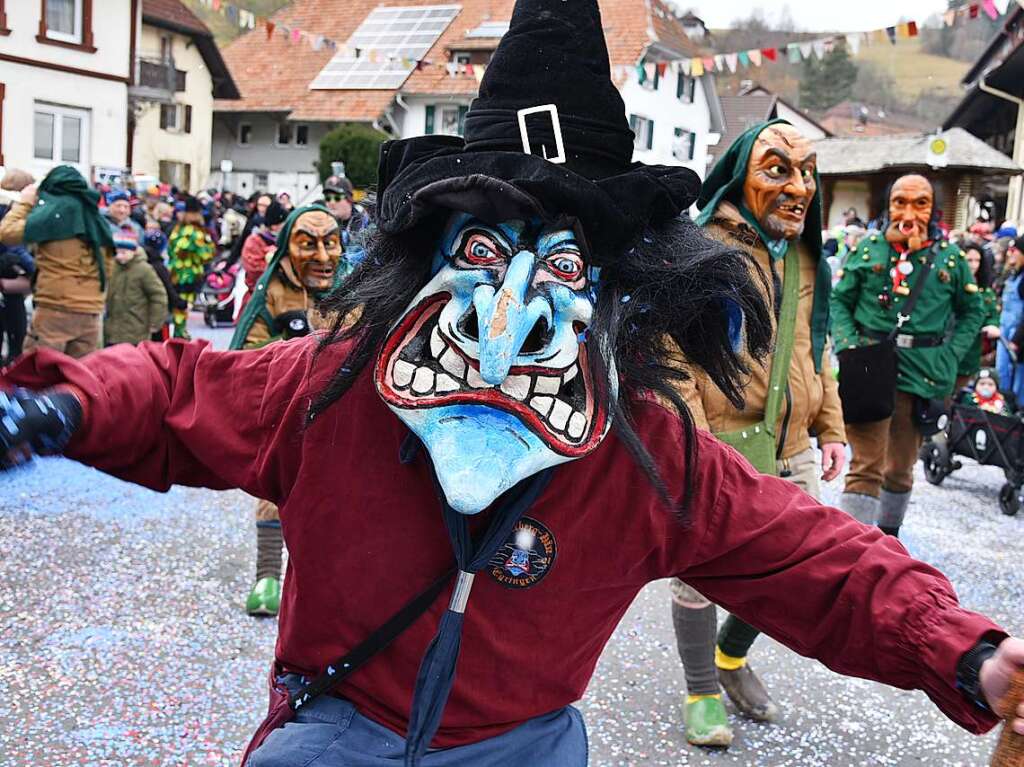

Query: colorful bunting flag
[714,54,725,71]
[981,0,998,19]
[943,9,957,25]
[737,50,750,68]
[724,52,738,73]
[748,49,763,67]
[907,20,918,37]
[812,40,827,59]
[703,56,716,72]
[799,42,813,59]
[761,47,778,62]
[786,43,801,63]
[691,58,704,76]
[969,4,979,18]
[679,58,692,76]
[845,33,861,55]
[885,26,896,44]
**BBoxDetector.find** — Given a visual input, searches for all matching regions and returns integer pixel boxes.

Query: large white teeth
[466,366,491,389]
[430,326,445,359]
[435,373,460,393]
[500,375,531,401]
[549,399,572,430]
[393,359,415,388]
[568,412,586,439]
[412,367,435,394]
[534,376,561,395]
[440,348,467,379]
[531,396,554,417]
[563,365,578,385]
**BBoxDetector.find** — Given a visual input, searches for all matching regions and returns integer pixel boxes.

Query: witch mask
[376,213,613,514]
[285,210,343,291]
[885,174,934,252]
[743,124,817,242]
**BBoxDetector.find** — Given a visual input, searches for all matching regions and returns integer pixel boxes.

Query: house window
[425,105,468,137]
[677,74,695,104]
[452,51,471,66]
[276,123,293,147]
[673,128,695,162]
[255,172,269,190]
[159,103,191,133]
[629,114,654,152]
[38,0,94,50]
[238,123,252,146]
[641,63,660,91]
[159,160,191,191]
[33,103,89,169]
[160,34,173,63]
[295,125,309,146]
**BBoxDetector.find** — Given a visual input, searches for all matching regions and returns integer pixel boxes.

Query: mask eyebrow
[758,148,794,167]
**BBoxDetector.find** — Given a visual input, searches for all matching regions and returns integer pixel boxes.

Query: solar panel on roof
[310,4,461,91]
[466,20,509,38]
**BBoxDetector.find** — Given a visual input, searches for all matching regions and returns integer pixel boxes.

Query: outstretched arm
[0,339,313,503]
[678,433,1016,734]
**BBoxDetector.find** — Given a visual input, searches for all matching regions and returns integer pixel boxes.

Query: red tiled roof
[142,0,211,37]
[216,0,702,119]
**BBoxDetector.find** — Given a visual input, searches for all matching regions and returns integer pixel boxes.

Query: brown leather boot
[718,664,780,723]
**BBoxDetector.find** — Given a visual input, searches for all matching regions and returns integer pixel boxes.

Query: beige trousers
[844,390,922,497]
[26,306,102,359]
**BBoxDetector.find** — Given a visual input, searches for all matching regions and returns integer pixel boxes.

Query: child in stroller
[920,361,1023,516]
[195,252,243,328]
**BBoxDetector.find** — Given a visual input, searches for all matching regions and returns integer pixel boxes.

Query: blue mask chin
[375,214,615,514]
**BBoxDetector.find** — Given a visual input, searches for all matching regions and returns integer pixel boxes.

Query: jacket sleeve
[0,340,312,504]
[947,255,985,363]
[829,261,862,351]
[241,234,269,279]
[0,201,30,246]
[677,435,1005,735]
[140,260,169,332]
[810,341,845,444]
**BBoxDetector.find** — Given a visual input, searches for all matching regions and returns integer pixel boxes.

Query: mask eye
[547,252,583,281]
[462,232,503,266]
[767,164,786,178]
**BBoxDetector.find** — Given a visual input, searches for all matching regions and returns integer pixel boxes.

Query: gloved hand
[273,310,311,340]
[0,388,82,469]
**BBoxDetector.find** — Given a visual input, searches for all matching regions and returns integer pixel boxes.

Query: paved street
[0,322,1021,766]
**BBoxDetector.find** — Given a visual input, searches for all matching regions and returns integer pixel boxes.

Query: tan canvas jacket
[679,202,845,459]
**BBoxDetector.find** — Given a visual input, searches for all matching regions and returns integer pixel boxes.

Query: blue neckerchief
[403,461,555,766]
[736,204,789,261]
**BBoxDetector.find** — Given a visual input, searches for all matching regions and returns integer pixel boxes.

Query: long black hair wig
[309,211,773,515]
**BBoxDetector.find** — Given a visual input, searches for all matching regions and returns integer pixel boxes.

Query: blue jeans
[246,675,588,767]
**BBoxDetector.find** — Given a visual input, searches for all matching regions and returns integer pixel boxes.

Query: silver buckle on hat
[896,333,914,349]
[517,104,567,165]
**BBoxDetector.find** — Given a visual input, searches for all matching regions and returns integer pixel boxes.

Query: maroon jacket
[2,338,1005,746]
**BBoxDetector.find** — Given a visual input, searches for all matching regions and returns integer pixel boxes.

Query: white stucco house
[130,0,239,193]
[210,0,724,202]
[0,0,138,182]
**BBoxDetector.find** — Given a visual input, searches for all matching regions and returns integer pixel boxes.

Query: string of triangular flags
[622,0,1003,82]
[192,0,485,78]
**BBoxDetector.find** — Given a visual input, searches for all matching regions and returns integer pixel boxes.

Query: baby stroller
[919,344,1023,516]
[196,253,242,328]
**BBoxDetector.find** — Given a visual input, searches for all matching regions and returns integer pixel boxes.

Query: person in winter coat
[103,190,143,241]
[239,200,288,309]
[998,237,1024,403]
[104,231,168,347]
[166,197,214,340]
[0,168,36,364]
[957,239,1001,391]
[0,165,114,358]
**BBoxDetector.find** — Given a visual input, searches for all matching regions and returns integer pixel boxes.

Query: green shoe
[246,577,281,616]
[685,696,733,748]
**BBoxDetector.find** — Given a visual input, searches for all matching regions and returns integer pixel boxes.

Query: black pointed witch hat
[375,0,702,265]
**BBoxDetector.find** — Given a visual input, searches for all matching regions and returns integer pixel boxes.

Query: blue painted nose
[473,251,550,385]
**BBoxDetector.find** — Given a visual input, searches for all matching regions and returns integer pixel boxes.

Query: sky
[686,0,1013,32]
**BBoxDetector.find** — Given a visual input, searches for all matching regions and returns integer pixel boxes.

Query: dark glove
[272,310,311,340]
[0,388,82,468]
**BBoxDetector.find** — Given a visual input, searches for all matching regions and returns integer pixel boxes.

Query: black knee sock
[255,521,283,582]
[879,525,900,537]
[672,600,721,696]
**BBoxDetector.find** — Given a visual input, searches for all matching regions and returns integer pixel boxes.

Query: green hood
[696,119,831,372]
[230,204,335,350]
[24,165,113,290]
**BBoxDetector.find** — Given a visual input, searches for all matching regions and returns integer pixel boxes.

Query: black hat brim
[376,136,701,266]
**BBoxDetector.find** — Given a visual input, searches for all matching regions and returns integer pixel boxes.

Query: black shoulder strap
[888,244,939,340]
[288,565,456,710]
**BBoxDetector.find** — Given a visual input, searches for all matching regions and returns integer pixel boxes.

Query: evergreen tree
[799,44,859,111]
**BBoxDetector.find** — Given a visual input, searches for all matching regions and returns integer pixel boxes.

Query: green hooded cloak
[24,165,114,290]
[695,119,831,372]
[230,204,337,351]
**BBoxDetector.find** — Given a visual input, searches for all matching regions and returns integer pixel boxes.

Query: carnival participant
[0,165,113,358]
[832,175,984,536]
[669,120,845,746]
[239,200,289,308]
[998,238,1024,403]
[167,197,215,339]
[1,4,1022,766]
[229,206,342,616]
[957,240,1001,391]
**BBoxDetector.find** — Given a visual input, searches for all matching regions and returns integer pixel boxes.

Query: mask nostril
[458,305,480,342]
[520,315,551,354]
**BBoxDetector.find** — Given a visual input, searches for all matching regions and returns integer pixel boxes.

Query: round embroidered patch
[488,517,556,589]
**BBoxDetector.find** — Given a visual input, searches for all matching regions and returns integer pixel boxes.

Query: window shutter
[646,120,654,151]
[184,105,192,134]
[425,105,435,135]
[159,105,169,130]
[457,105,468,136]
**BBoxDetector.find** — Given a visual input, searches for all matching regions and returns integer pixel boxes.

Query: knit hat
[106,189,130,205]
[113,227,140,252]
[374,0,701,266]
[183,196,201,213]
[323,176,354,198]
[263,200,289,227]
